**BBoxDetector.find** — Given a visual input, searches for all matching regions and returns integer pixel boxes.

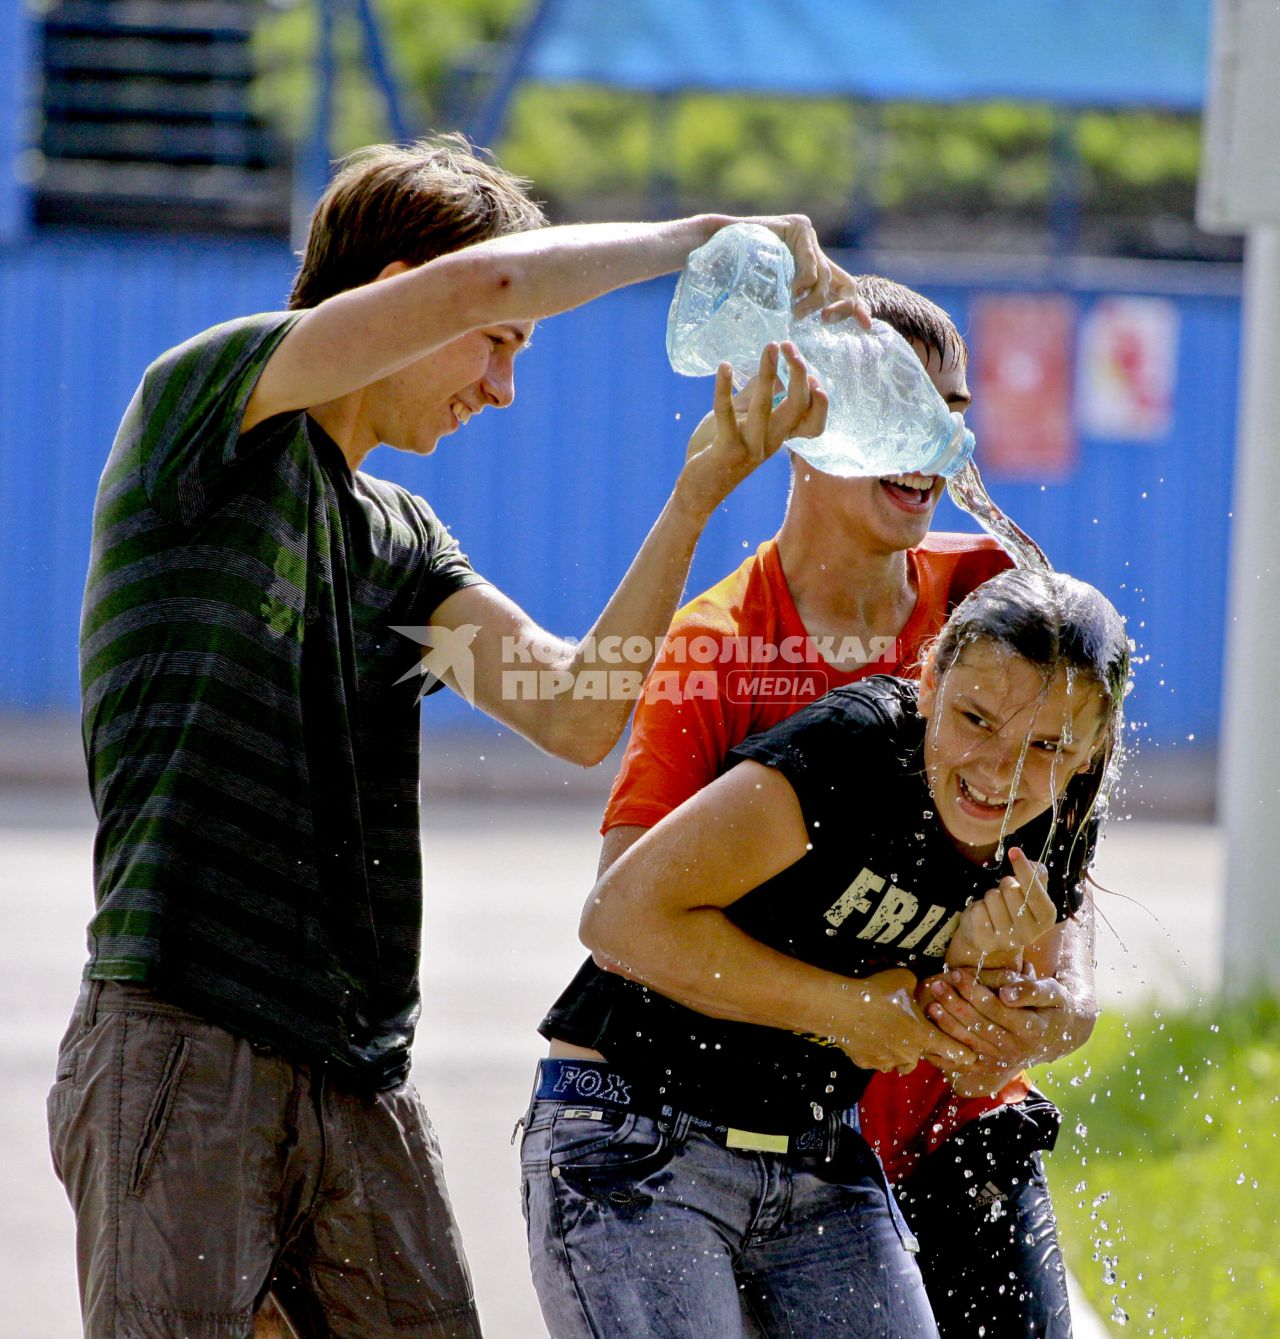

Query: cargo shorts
[46,981,483,1339]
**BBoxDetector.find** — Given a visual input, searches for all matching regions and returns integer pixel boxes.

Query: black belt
[535,1057,844,1159]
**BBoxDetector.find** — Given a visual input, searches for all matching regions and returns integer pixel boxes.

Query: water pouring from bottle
[667,223,1049,572]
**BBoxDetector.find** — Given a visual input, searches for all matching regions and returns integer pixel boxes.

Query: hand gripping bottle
[666,222,974,479]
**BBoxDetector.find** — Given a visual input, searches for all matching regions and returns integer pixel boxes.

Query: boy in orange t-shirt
[585,277,1094,1338]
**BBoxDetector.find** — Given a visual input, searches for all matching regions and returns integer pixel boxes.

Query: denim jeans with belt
[519,1061,940,1339]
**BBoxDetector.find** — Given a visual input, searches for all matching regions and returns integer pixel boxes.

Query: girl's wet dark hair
[928,568,1132,895]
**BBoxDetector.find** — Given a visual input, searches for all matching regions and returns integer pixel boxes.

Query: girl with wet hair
[924,566,1130,890]
[521,569,1129,1339]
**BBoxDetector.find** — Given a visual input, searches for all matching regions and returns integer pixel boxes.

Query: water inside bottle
[946,459,1052,572]
[667,225,792,378]
[778,316,966,478]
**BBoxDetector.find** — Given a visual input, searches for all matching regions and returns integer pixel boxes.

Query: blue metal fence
[0,231,1239,752]
[919,266,1240,752]
[0,233,295,708]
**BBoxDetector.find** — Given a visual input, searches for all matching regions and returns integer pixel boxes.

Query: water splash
[947,459,1052,572]
[931,463,1068,886]
[992,708,1036,867]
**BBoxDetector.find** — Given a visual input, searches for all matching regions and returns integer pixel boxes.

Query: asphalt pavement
[0,785,1222,1338]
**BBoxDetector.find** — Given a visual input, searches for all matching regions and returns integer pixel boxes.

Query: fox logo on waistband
[551,1064,633,1106]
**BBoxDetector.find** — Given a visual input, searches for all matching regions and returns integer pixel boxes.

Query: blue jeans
[520,1071,939,1339]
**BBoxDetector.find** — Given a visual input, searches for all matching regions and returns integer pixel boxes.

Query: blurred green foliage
[878,102,1057,212]
[250,0,1209,252]
[251,0,527,148]
[502,89,865,221]
[1042,998,1280,1337]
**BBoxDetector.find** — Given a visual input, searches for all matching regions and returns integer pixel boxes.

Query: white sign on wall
[1076,297,1180,441]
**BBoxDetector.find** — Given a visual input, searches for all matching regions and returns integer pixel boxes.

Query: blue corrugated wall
[921,269,1240,753]
[0,232,1239,752]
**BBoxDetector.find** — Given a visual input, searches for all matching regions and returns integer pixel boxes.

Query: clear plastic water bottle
[667,223,974,479]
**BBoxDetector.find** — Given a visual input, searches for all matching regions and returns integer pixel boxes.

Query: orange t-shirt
[603,532,1021,1183]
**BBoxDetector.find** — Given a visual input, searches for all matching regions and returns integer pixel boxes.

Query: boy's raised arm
[243,213,831,432]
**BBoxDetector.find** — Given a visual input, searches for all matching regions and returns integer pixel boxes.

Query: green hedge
[1041,998,1280,1337]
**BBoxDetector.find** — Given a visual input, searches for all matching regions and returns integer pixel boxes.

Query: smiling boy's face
[917,641,1105,862]
[372,321,534,458]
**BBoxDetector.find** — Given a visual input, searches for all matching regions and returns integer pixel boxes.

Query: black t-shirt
[541,676,1089,1132]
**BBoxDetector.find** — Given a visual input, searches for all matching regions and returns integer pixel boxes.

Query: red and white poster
[971,294,1077,477]
[1077,296,1179,441]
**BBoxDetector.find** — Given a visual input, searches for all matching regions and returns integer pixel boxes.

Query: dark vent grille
[34,0,291,233]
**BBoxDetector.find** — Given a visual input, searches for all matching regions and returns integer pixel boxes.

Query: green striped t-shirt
[79,311,486,1088]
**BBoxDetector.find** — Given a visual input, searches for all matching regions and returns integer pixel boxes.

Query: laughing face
[874,338,972,527]
[372,321,534,457]
[917,641,1106,863]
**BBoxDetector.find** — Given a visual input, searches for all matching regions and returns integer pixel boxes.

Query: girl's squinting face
[917,643,1106,861]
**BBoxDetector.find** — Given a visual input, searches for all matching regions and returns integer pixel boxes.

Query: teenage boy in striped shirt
[52,135,852,1339]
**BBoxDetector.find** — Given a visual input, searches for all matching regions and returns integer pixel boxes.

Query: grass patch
[1039,996,1280,1336]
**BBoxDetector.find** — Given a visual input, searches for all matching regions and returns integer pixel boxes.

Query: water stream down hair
[927,568,1132,894]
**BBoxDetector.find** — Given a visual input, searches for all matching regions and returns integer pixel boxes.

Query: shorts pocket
[128,1034,190,1198]
[46,1076,79,1183]
[46,1011,93,1183]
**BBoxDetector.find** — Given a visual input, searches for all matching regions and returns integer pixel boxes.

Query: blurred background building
[0,0,1241,815]
[28,0,291,231]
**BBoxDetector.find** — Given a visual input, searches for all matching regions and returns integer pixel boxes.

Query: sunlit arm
[243,217,738,431]
[580,761,976,1074]
[243,211,838,433]
[426,345,828,766]
[1021,894,1099,1062]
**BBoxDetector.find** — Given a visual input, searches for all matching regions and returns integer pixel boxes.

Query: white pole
[1218,224,1280,994]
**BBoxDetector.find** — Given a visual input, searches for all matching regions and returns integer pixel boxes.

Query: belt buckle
[725,1127,790,1154]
